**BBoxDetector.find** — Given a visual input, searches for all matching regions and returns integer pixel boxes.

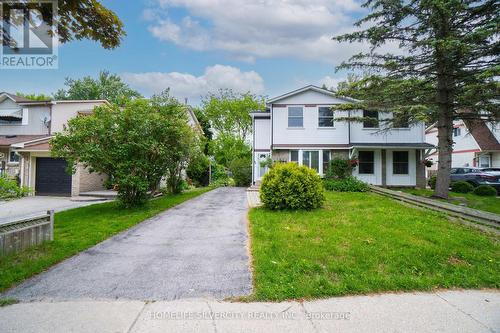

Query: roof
[267,85,359,104]
[351,143,435,149]
[0,135,50,147]
[250,111,271,118]
[464,119,500,151]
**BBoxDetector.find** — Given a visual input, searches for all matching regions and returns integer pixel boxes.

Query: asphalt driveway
[3,187,252,301]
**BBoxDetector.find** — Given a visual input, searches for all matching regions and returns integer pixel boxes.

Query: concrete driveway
[3,187,252,301]
[0,196,106,224]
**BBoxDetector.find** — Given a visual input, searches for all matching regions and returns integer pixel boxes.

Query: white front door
[255,152,270,181]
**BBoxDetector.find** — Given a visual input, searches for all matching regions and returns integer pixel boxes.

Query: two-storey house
[251,85,433,187]
[0,92,108,196]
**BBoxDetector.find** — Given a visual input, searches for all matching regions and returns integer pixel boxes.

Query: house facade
[425,119,500,173]
[251,85,433,187]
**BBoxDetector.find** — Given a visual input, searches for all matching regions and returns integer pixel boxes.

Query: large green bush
[473,185,497,196]
[187,154,210,187]
[260,162,325,210]
[323,176,369,192]
[229,157,252,187]
[451,181,474,193]
[326,158,353,179]
[0,176,30,199]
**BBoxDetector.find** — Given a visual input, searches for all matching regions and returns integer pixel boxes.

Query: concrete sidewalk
[1,290,498,333]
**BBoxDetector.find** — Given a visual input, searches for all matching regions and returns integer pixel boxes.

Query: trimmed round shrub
[229,157,252,187]
[473,185,497,196]
[323,177,369,192]
[260,162,325,210]
[428,175,437,189]
[451,181,474,193]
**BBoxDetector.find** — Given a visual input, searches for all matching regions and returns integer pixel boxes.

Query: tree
[333,0,499,198]
[54,71,142,106]
[209,133,252,167]
[202,89,265,142]
[15,93,52,101]
[1,0,125,49]
[51,91,202,206]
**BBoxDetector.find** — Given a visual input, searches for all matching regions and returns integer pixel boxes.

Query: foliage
[326,158,354,179]
[428,175,437,190]
[209,134,252,167]
[53,71,142,106]
[15,93,52,101]
[323,177,369,192]
[210,177,236,188]
[202,89,265,142]
[229,157,252,187]
[246,191,500,301]
[450,181,474,194]
[51,90,201,206]
[186,154,210,187]
[191,107,213,154]
[333,0,499,199]
[0,188,211,293]
[473,185,497,197]
[260,162,325,210]
[0,176,30,199]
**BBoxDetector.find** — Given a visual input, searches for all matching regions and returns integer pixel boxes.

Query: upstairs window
[358,151,375,174]
[453,127,461,137]
[363,110,379,128]
[393,151,409,174]
[393,113,410,128]
[288,107,303,127]
[318,107,334,127]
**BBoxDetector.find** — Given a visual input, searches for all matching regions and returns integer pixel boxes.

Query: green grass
[0,298,19,307]
[398,188,500,215]
[247,192,499,301]
[0,187,212,293]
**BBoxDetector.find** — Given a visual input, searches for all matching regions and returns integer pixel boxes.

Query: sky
[0,0,372,105]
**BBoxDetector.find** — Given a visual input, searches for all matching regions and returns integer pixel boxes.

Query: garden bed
[246,192,499,301]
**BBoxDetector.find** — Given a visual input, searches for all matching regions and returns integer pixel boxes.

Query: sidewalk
[1,290,498,333]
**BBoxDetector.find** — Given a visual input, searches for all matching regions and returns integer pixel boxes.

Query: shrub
[473,185,497,196]
[229,157,252,187]
[187,154,210,187]
[323,177,369,192]
[450,181,474,193]
[260,162,325,210]
[210,177,235,188]
[326,158,353,179]
[428,175,437,189]
[0,176,31,199]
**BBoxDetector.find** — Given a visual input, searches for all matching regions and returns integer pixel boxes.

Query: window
[290,150,299,163]
[322,150,331,174]
[363,110,379,128]
[358,151,374,174]
[393,151,409,174]
[453,127,461,137]
[288,107,303,127]
[479,155,491,168]
[318,107,334,127]
[303,151,319,173]
[393,114,409,128]
[9,150,20,163]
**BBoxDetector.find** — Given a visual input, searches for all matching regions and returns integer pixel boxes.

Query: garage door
[35,158,72,196]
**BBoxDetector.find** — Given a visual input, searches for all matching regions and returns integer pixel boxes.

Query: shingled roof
[464,120,500,151]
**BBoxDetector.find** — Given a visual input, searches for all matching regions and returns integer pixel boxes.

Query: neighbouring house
[251,85,434,187]
[425,119,500,174]
[0,92,108,196]
[0,92,203,197]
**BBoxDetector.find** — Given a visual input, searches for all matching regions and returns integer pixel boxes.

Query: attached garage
[35,157,72,196]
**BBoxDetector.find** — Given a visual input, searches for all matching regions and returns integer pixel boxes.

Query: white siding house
[251,85,432,187]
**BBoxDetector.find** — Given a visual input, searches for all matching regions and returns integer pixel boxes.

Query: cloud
[318,76,344,90]
[121,64,265,102]
[144,0,373,64]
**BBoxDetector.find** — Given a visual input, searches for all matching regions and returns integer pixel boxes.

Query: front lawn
[398,188,500,215]
[0,187,211,293]
[248,192,499,301]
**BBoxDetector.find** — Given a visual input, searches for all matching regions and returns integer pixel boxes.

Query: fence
[0,210,54,256]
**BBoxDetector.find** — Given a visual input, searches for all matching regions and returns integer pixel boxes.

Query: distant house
[251,85,434,187]
[425,119,500,172]
[0,92,202,196]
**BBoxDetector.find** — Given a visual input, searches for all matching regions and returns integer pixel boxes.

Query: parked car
[481,167,500,173]
[450,167,500,193]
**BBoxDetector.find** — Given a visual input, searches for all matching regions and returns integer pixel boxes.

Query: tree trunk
[433,109,453,198]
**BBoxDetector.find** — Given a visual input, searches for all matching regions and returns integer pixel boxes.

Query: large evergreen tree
[333,0,499,198]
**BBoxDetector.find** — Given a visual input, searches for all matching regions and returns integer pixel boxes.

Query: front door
[255,152,270,182]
